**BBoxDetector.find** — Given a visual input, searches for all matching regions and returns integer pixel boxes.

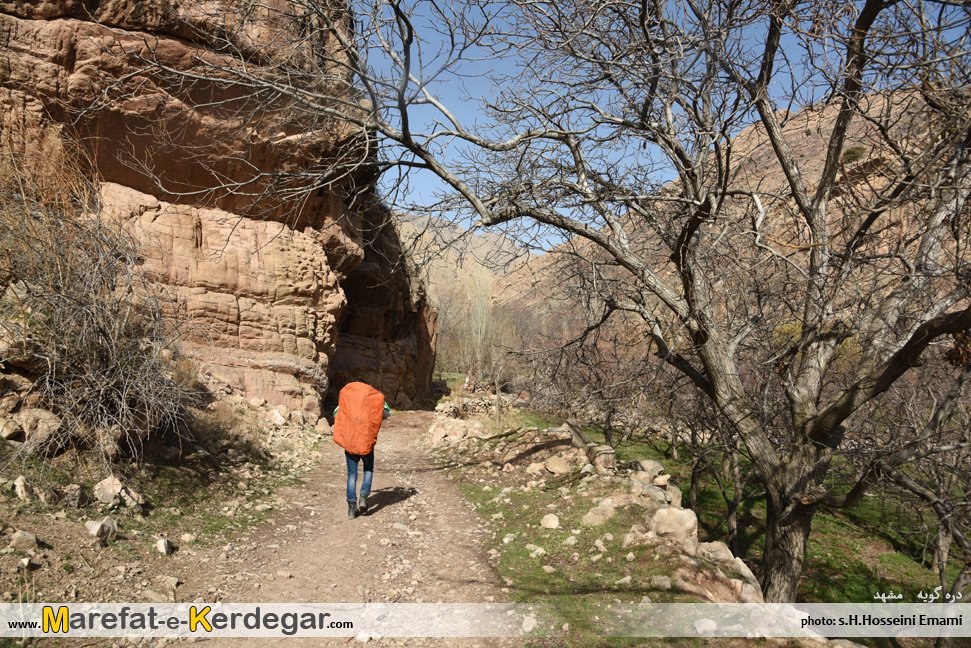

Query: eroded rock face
[0,0,436,415]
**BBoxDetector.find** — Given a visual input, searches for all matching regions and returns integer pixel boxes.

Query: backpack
[333,382,386,455]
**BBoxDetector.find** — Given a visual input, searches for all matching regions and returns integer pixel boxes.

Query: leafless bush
[0,141,201,463]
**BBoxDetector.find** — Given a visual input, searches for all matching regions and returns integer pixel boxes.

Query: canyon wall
[0,0,435,414]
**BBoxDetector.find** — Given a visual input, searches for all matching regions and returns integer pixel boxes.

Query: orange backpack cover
[333,382,385,456]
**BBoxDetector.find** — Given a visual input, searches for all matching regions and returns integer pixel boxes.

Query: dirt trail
[182,410,521,647]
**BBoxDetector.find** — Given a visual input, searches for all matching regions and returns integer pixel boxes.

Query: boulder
[698,541,734,563]
[544,456,571,475]
[85,517,119,543]
[60,484,87,509]
[8,530,37,551]
[93,477,124,507]
[630,459,664,478]
[15,408,65,456]
[651,507,698,543]
[581,502,616,527]
[13,476,32,501]
[666,484,683,508]
[540,514,560,529]
[586,444,616,469]
[0,418,23,440]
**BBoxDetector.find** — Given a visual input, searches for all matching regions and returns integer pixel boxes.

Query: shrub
[0,138,201,462]
[841,145,866,163]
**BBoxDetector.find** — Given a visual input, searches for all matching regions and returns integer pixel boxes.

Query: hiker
[332,380,391,519]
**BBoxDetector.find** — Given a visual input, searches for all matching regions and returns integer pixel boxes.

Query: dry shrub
[0,134,201,462]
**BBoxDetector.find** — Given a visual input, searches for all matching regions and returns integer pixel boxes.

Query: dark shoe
[348,501,359,519]
[357,493,368,515]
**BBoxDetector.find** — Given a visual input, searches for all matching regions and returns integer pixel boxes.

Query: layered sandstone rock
[0,0,435,415]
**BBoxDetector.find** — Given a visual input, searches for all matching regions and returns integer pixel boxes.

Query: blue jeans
[345,450,374,502]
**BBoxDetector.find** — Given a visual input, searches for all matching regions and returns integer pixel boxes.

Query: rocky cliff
[0,0,435,415]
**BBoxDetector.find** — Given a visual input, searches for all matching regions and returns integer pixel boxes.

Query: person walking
[332,380,390,519]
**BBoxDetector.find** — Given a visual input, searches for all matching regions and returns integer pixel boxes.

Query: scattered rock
[698,541,734,563]
[651,507,698,543]
[652,474,671,487]
[540,514,560,529]
[16,408,65,456]
[13,476,32,501]
[614,576,632,586]
[8,530,37,551]
[156,539,175,555]
[315,417,332,436]
[586,444,616,469]
[666,484,683,508]
[544,456,571,474]
[522,616,538,633]
[525,462,545,476]
[630,460,664,478]
[0,418,23,440]
[581,502,616,526]
[60,484,87,509]
[93,477,124,507]
[85,517,119,543]
[694,618,717,634]
[651,575,672,591]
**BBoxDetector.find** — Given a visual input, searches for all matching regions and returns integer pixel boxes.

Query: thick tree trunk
[760,497,817,602]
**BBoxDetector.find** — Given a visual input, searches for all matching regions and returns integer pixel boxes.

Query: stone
[93,477,124,507]
[651,507,698,543]
[13,476,32,501]
[540,514,560,529]
[694,619,717,634]
[315,417,332,436]
[740,583,763,603]
[60,484,87,509]
[0,418,23,440]
[15,408,64,456]
[156,539,175,555]
[651,575,672,591]
[666,484,683,508]
[85,517,119,542]
[267,409,287,426]
[525,462,544,476]
[630,460,664,478]
[698,541,734,563]
[652,474,671,487]
[586,444,616,469]
[563,535,578,546]
[544,456,571,474]
[614,576,632,586]
[733,557,759,589]
[542,565,556,574]
[522,616,538,633]
[8,530,37,551]
[581,502,616,527]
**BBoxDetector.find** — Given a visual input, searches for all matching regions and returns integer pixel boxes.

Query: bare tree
[101,0,971,601]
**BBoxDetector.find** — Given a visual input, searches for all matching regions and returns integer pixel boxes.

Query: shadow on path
[364,485,418,516]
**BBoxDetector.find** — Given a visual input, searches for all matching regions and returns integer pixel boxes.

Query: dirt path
[180,410,521,647]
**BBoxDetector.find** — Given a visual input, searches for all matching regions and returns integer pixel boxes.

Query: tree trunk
[729,446,741,556]
[689,457,702,510]
[760,497,817,602]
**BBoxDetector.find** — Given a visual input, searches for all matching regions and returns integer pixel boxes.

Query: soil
[0,410,523,647]
[173,410,521,647]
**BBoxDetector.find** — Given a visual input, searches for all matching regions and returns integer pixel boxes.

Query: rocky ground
[0,395,887,648]
[0,403,524,648]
